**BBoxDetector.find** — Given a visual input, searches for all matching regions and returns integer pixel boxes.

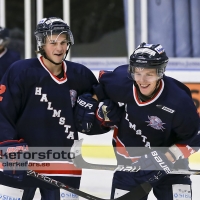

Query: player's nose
[55,44,65,52]
[138,75,147,83]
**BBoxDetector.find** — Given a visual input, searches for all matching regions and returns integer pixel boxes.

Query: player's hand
[0,139,29,181]
[96,99,123,127]
[132,150,173,183]
[75,93,98,133]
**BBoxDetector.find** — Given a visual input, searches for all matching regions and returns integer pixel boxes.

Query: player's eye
[135,73,141,76]
[49,40,56,44]
[61,40,68,45]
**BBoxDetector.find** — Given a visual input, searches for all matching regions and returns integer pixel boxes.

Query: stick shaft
[27,170,152,200]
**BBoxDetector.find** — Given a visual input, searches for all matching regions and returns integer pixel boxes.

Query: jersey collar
[38,56,67,84]
[133,79,164,106]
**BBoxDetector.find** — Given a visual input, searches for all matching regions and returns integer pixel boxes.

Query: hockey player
[0,26,20,80]
[0,17,105,200]
[76,43,200,199]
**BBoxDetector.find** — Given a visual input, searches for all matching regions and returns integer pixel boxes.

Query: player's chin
[140,88,152,96]
[53,57,64,63]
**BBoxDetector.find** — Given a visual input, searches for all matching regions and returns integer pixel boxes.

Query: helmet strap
[134,79,161,102]
[63,43,71,60]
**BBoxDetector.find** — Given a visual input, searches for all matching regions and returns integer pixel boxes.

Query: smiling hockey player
[0,17,106,200]
[76,42,200,199]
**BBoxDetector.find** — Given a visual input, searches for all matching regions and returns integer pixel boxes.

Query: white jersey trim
[38,56,68,84]
[133,79,164,106]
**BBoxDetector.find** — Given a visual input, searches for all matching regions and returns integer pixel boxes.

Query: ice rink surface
[0,131,200,200]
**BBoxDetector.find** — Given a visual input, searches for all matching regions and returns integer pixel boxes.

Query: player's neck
[42,56,63,76]
[137,80,161,102]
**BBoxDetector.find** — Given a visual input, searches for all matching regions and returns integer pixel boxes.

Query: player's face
[134,68,159,96]
[43,33,68,64]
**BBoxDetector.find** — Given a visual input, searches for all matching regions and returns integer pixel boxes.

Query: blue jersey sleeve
[65,60,98,95]
[93,65,133,103]
[0,65,24,141]
[172,101,200,151]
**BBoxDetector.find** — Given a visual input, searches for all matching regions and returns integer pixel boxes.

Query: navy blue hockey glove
[75,93,99,133]
[0,139,29,181]
[132,150,173,183]
[96,99,123,127]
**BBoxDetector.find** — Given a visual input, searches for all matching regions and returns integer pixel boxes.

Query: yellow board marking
[81,145,116,158]
[189,152,200,163]
[82,145,200,165]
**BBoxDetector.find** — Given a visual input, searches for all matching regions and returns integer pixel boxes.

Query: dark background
[5,0,126,58]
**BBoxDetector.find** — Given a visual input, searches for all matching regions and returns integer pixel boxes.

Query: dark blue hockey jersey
[0,48,20,80]
[0,57,99,188]
[97,65,200,162]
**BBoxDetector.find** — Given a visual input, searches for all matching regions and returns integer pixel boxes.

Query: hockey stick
[71,139,200,175]
[71,139,141,171]
[27,170,152,200]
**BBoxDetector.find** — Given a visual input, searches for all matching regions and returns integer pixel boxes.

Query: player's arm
[92,70,112,101]
[167,77,198,161]
[165,104,200,163]
[93,70,124,125]
[75,70,123,133]
[74,93,123,134]
[0,68,28,181]
[0,70,22,141]
[0,139,28,181]
[74,93,99,133]
[73,67,102,134]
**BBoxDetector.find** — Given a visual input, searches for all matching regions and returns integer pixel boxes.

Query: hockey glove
[0,139,29,181]
[75,93,98,133]
[132,150,173,183]
[96,99,123,127]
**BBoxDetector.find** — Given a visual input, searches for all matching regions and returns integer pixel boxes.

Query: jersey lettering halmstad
[0,58,101,186]
[35,87,74,139]
[125,109,151,148]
